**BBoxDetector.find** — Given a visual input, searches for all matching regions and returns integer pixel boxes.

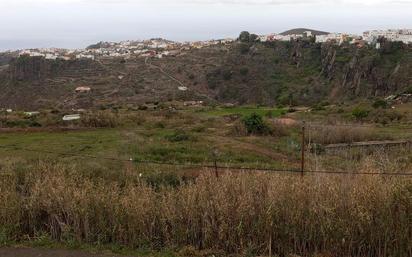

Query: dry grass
[309,125,391,145]
[309,145,412,174]
[1,161,411,257]
[81,111,119,128]
[269,120,293,138]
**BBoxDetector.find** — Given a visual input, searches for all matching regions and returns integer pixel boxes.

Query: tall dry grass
[309,125,391,145]
[0,162,411,257]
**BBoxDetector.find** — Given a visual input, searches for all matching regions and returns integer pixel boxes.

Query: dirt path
[145,57,186,88]
[0,247,133,257]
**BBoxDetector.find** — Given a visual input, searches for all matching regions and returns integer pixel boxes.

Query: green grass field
[1,103,412,176]
[0,115,299,173]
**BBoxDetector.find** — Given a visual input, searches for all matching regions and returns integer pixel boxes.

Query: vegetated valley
[0,36,412,257]
[0,37,411,109]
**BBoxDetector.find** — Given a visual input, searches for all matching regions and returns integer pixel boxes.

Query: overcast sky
[0,0,411,51]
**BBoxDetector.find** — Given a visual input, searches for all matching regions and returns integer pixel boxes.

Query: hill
[0,39,411,109]
[280,28,329,36]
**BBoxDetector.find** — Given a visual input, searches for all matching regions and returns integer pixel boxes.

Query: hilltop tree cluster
[238,31,259,43]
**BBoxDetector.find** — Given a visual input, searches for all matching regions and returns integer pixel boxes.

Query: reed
[0,161,411,257]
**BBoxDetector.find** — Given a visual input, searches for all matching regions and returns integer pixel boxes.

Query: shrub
[81,111,118,128]
[3,118,41,128]
[370,109,404,124]
[187,73,195,80]
[242,113,271,135]
[239,67,249,76]
[352,107,369,121]
[222,70,232,80]
[312,101,329,111]
[403,86,412,94]
[312,104,325,111]
[165,130,191,142]
[372,99,388,109]
[154,121,165,129]
[239,43,251,54]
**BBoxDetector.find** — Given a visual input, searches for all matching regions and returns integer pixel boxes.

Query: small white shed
[75,86,91,93]
[62,114,81,121]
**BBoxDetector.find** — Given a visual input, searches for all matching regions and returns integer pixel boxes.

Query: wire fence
[1,119,412,177]
[0,144,411,177]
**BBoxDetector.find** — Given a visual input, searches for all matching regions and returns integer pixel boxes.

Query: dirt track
[0,248,133,257]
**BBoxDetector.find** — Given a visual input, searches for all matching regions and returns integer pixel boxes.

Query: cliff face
[0,40,411,109]
[208,40,412,105]
[318,42,411,98]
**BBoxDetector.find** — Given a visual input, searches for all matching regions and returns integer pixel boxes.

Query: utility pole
[301,121,306,176]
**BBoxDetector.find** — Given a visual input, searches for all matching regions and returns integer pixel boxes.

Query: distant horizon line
[1,27,411,52]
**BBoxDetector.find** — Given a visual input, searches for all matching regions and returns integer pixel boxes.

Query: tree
[242,113,270,135]
[238,31,259,43]
[372,99,388,109]
[250,34,259,42]
[239,31,251,43]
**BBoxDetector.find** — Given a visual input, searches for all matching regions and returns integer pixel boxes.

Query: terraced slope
[0,40,411,109]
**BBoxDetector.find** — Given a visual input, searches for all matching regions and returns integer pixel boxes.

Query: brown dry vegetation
[308,125,391,145]
[1,161,411,257]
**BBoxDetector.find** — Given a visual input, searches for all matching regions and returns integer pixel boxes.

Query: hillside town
[15,29,412,61]
[17,38,234,61]
[260,29,412,47]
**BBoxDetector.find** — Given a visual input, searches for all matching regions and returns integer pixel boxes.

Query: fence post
[268,221,273,257]
[301,121,306,176]
[212,149,219,178]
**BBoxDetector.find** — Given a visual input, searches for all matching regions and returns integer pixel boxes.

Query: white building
[75,86,91,93]
[363,29,412,44]
[75,54,95,60]
[63,114,81,121]
[316,33,345,44]
[45,53,58,60]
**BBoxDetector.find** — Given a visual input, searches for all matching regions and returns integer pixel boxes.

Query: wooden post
[269,222,273,257]
[212,149,219,178]
[214,158,218,178]
[301,121,305,176]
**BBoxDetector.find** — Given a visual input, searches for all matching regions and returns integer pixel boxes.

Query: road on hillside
[0,248,133,257]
